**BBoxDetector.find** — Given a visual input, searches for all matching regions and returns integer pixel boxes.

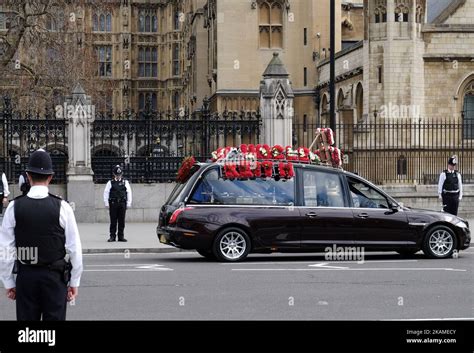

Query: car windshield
[189,168,294,206]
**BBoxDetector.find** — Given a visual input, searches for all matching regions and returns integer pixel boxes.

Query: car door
[298,168,354,249]
[345,176,414,246]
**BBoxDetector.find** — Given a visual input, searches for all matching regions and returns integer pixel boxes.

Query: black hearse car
[157,162,470,262]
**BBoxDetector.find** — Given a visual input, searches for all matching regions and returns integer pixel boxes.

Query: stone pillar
[259,52,294,146]
[66,84,95,222]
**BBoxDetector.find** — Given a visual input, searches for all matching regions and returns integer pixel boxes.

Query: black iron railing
[293,119,474,185]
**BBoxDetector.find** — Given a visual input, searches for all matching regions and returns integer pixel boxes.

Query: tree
[0,0,115,112]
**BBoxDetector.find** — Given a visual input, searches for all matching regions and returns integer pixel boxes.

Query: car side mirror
[390,202,399,212]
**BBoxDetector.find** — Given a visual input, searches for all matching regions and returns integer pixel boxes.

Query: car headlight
[456,220,469,229]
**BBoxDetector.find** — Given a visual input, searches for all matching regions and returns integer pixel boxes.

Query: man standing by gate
[0,168,10,225]
[103,165,132,242]
[438,155,463,216]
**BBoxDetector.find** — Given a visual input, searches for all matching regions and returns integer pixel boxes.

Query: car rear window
[189,168,294,206]
[166,165,202,206]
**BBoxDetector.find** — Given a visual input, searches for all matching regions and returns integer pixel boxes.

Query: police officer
[18,170,31,196]
[0,168,10,224]
[103,165,132,242]
[0,149,83,320]
[438,155,463,216]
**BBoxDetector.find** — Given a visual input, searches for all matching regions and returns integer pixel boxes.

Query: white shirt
[438,170,463,200]
[18,174,26,190]
[2,173,10,197]
[103,178,132,208]
[0,185,83,289]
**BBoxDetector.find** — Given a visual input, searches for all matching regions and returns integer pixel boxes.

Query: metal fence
[2,92,472,186]
[0,97,68,184]
[90,102,261,183]
[293,119,474,185]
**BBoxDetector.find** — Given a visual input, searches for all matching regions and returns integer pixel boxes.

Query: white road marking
[386,318,474,321]
[222,259,419,265]
[309,263,349,269]
[231,268,467,272]
[83,252,191,256]
[136,264,167,270]
[84,263,174,272]
[86,264,165,267]
[84,268,173,272]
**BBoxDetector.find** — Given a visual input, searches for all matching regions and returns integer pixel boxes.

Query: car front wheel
[422,225,457,259]
[213,227,251,262]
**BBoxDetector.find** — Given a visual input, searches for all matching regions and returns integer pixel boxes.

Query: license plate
[160,235,168,244]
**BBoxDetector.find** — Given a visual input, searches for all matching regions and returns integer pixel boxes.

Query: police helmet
[112,165,123,175]
[25,149,54,175]
[448,155,458,166]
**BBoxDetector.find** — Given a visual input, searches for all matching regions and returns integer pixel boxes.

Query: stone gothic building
[316,0,474,182]
[318,0,474,125]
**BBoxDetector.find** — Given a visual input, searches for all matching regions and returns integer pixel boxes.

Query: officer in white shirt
[438,155,463,216]
[0,169,10,223]
[0,149,83,320]
[103,165,132,242]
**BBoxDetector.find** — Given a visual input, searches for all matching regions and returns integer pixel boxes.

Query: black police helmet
[26,149,54,175]
[448,155,458,166]
[112,165,123,175]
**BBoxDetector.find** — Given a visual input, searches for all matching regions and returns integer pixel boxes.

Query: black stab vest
[14,194,65,265]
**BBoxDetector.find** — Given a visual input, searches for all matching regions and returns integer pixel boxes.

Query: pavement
[78,222,183,254]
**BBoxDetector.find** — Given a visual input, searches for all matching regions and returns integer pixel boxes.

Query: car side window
[347,177,389,209]
[189,168,295,206]
[302,170,345,207]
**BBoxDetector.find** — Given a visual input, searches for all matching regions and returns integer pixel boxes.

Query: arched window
[395,5,409,23]
[321,93,329,115]
[106,13,112,32]
[99,14,105,31]
[374,6,387,23]
[355,83,364,122]
[139,92,157,112]
[258,0,283,49]
[174,11,181,30]
[463,85,474,139]
[337,89,344,111]
[138,10,157,33]
[173,91,180,111]
[145,15,150,32]
[416,5,424,23]
[139,14,145,32]
[92,13,98,31]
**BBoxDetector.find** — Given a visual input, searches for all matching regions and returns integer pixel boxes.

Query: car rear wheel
[197,249,216,260]
[422,225,457,259]
[213,227,251,262]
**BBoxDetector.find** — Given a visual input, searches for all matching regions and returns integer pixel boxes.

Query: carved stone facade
[318,0,474,126]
